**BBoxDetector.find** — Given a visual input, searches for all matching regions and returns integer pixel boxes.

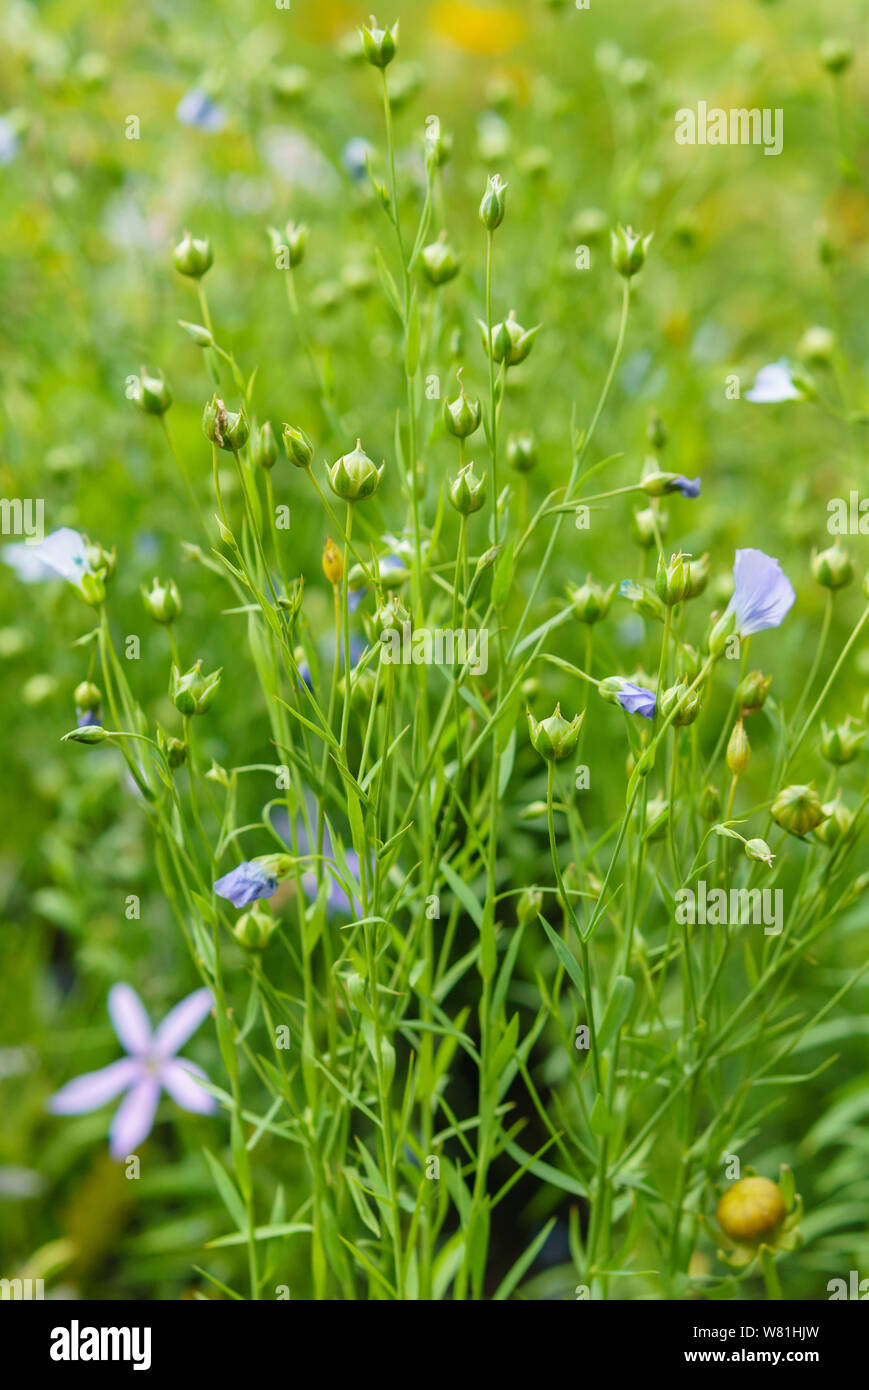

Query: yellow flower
[430,2,524,55]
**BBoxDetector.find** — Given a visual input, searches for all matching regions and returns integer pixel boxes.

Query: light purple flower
[725,548,795,636]
[3,528,92,589]
[745,360,802,403]
[76,709,101,728]
[47,985,216,1159]
[342,137,375,183]
[616,681,657,719]
[0,116,19,165]
[214,859,277,909]
[176,89,227,133]
[667,475,701,498]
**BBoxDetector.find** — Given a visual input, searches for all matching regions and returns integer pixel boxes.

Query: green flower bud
[283,423,314,469]
[684,553,711,599]
[516,886,544,928]
[737,670,772,715]
[610,224,653,278]
[568,575,615,625]
[173,231,214,279]
[797,325,835,366]
[820,37,853,75]
[160,731,188,769]
[479,173,507,231]
[632,506,667,549]
[619,578,667,623]
[507,431,537,473]
[74,680,102,712]
[251,421,279,470]
[142,577,182,625]
[79,572,106,607]
[814,795,853,848]
[420,233,460,286]
[699,784,722,822]
[62,725,109,745]
[644,793,669,842]
[707,607,737,658]
[328,439,384,501]
[271,64,309,102]
[479,310,540,366]
[527,704,584,762]
[284,220,309,268]
[130,368,172,416]
[233,903,278,953]
[449,460,486,515]
[178,320,215,348]
[360,15,398,67]
[203,396,249,452]
[443,378,482,439]
[745,837,775,867]
[726,720,751,776]
[655,551,689,605]
[660,681,701,727]
[170,660,222,716]
[350,554,409,593]
[647,410,668,451]
[85,541,116,586]
[376,594,411,636]
[771,783,826,837]
[812,541,853,590]
[820,717,864,765]
[425,126,453,170]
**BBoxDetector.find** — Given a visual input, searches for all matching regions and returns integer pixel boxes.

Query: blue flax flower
[726,548,796,636]
[214,859,278,908]
[616,681,657,719]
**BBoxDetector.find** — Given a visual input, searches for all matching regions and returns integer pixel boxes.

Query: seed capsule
[717,1177,786,1244]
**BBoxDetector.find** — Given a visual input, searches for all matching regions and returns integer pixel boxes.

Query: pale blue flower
[745,360,801,403]
[725,548,795,636]
[47,985,216,1159]
[176,89,227,133]
[667,475,701,498]
[0,116,19,165]
[214,859,278,908]
[616,681,657,719]
[3,528,92,589]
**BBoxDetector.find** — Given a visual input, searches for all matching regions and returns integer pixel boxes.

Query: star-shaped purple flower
[214,859,278,909]
[47,985,216,1159]
[725,548,796,636]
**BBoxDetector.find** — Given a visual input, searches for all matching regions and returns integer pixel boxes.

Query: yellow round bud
[716,1177,786,1244]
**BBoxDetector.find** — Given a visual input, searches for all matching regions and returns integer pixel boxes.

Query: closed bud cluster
[203,396,250,452]
[771,783,826,837]
[142,577,182,624]
[173,231,213,279]
[737,669,772,715]
[610,224,653,278]
[449,460,486,515]
[130,368,172,416]
[660,681,701,726]
[655,551,689,605]
[328,439,384,501]
[568,575,615,625]
[170,660,222,716]
[820,716,864,765]
[812,541,853,590]
[507,431,537,473]
[283,423,314,468]
[527,704,584,762]
[726,720,751,776]
[479,310,540,366]
[479,174,507,231]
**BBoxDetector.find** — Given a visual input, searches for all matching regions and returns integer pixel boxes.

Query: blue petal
[213,860,277,908]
